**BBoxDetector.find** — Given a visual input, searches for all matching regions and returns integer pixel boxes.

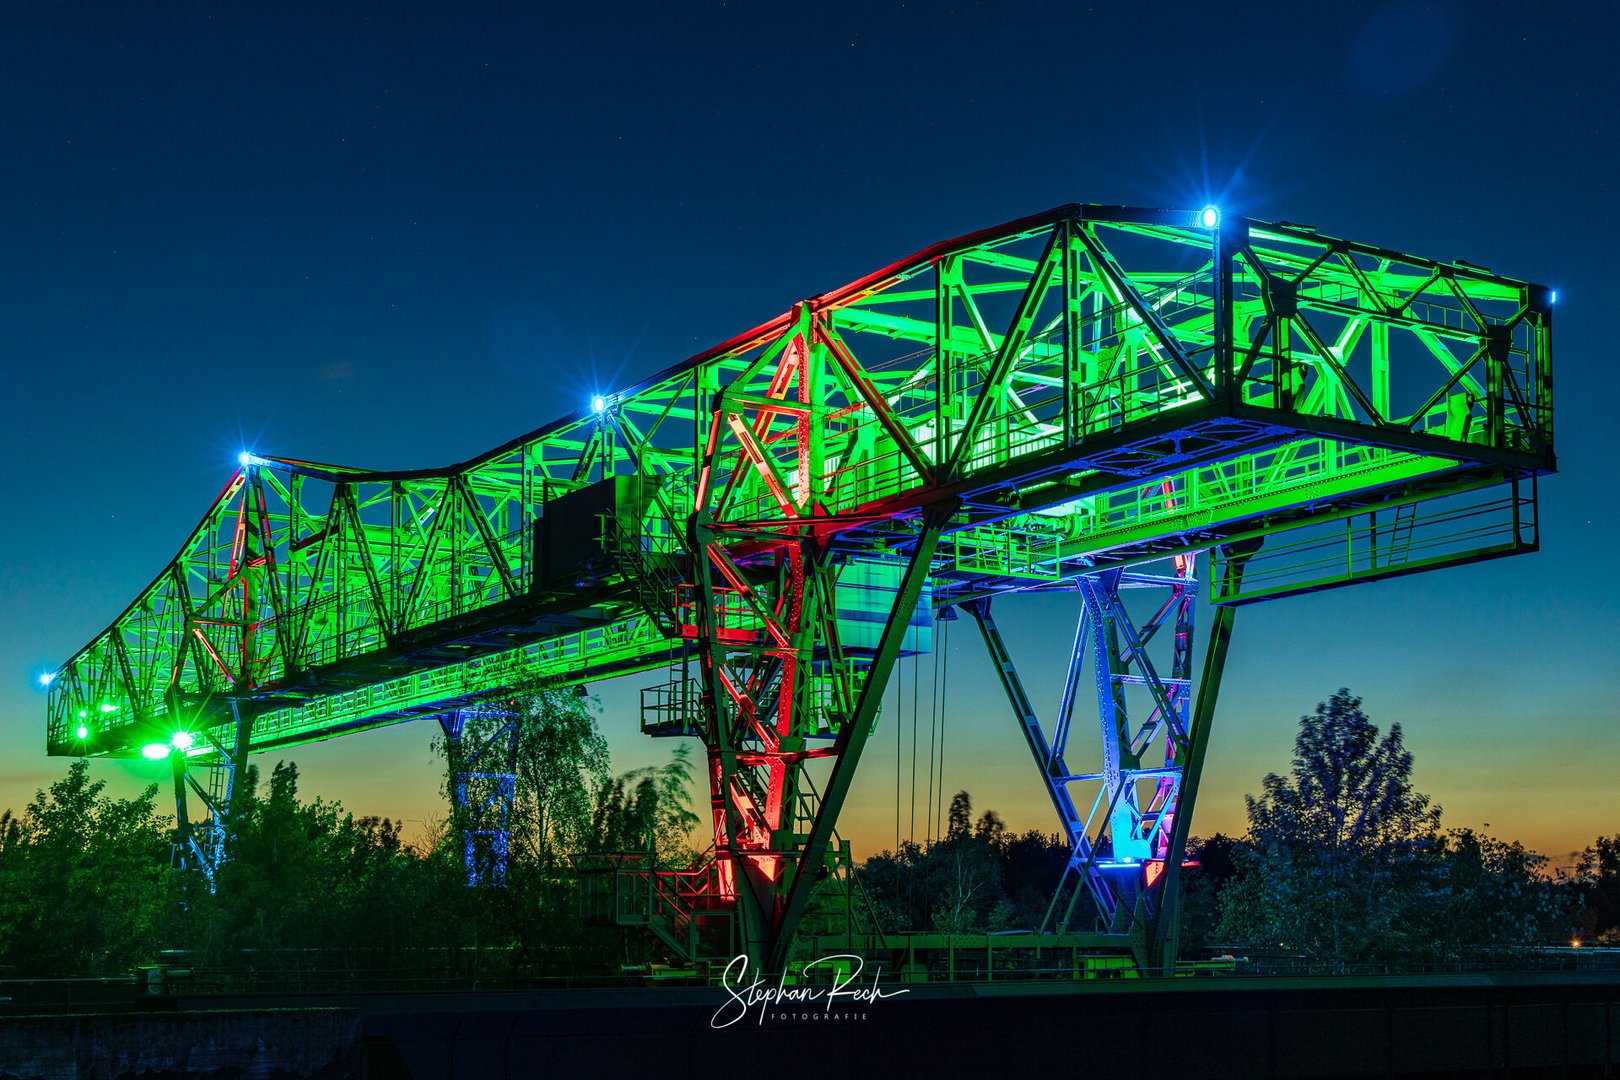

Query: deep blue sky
[2,2,1614,862]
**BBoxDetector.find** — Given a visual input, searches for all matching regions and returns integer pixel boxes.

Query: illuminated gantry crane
[44,205,1554,972]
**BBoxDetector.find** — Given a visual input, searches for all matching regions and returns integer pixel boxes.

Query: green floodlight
[140,743,170,760]
[98,703,117,714]
[75,725,89,740]
[170,730,194,751]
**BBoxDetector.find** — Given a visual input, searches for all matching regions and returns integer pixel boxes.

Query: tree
[1177,834,1244,950]
[933,841,995,933]
[0,761,174,976]
[996,828,1072,929]
[855,791,1033,935]
[1215,689,1576,967]
[946,791,973,841]
[973,808,1007,843]
[588,744,701,862]
[0,728,659,984]
[1573,835,1620,943]
[1427,828,1569,958]
[858,836,1005,935]
[162,757,532,988]
[1217,689,1444,963]
[512,689,612,864]
[433,687,611,869]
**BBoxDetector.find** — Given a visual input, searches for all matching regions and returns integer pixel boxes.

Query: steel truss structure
[439,703,521,888]
[46,205,1554,971]
[168,702,252,889]
[961,544,1257,966]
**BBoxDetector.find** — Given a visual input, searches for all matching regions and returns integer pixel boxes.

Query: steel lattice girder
[48,205,1552,759]
[43,206,1555,968]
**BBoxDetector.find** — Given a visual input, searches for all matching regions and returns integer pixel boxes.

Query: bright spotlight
[1550,290,1558,304]
[591,395,607,414]
[170,730,195,751]
[140,743,171,760]
[37,672,54,687]
[99,703,117,714]
[1200,206,1220,229]
[238,451,252,467]
[76,725,89,740]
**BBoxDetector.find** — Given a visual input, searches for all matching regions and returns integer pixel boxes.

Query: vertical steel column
[169,704,254,891]
[170,751,192,870]
[688,517,824,964]
[438,711,469,882]
[970,557,1202,944]
[1149,539,1260,971]
[439,705,521,887]
[767,504,954,972]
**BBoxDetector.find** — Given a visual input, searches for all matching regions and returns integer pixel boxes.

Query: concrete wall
[0,1009,359,1080]
[343,975,1620,1079]
[4,975,1615,1078]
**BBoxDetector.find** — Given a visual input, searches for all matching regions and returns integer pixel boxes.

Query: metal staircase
[575,848,738,963]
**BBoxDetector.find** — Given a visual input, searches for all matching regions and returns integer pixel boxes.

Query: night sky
[2,2,1614,865]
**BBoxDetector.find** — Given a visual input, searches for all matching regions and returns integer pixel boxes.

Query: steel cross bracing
[45,204,1555,970]
[959,539,1258,963]
[966,556,1198,928]
[438,703,522,888]
[169,702,253,890]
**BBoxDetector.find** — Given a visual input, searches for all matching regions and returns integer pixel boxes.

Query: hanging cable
[909,651,921,844]
[894,667,901,853]
[925,625,939,844]
[936,617,949,840]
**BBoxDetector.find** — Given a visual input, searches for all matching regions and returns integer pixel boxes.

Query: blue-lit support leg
[1066,559,1196,938]
[1149,539,1258,971]
[439,704,521,887]
[169,702,253,892]
[965,596,1117,928]
[970,555,1199,951]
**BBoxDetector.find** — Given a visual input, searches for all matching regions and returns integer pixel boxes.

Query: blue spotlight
[1200,206,1220,229]
[591,395,607,414]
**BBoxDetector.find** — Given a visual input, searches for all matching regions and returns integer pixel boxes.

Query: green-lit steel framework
[46,205,1553,972]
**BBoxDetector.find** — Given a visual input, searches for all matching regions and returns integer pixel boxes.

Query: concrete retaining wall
[0,1009,359,1080]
